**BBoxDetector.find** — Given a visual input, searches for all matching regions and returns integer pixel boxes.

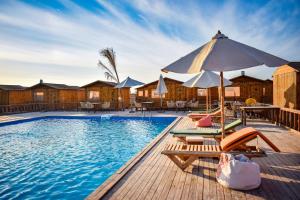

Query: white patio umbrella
[115,77,144,111]
[162,31,288,139]
[183,71,232,112]
[155,74,168,110]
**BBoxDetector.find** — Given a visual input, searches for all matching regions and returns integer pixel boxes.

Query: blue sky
[0,0,299,86]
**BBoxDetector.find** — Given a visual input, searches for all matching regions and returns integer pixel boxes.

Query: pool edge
[0,115,177,127]
[86,116,183,200]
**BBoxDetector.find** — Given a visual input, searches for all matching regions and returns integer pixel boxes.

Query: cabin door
[48,90,59,110]
[250,86,262,102]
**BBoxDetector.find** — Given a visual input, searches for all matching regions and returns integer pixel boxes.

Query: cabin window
[225,87,240,97]
[197,89,207,96]
[88,91,100,101]
[144,90,149,97]
[34,92,44,102]
[151,89,165,98]
[138,90,143,97]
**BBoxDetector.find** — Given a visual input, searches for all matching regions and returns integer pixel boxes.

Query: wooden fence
[253,107,300,132]
[276,107,300,132]
[0,103,80,115]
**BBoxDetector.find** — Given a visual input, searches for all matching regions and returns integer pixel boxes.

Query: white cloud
[0,0,299,86]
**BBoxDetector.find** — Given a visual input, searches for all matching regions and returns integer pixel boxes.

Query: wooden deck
[88,117,300,200]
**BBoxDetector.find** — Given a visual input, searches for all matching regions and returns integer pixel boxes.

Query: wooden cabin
[81,80,130,109]
[273,62,300,109]
[0,85,32,105]
[227,72,273,104]
[30,80,84,110]
[136,77,219,108]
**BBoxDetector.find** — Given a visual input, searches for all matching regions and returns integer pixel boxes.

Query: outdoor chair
[134,101,143,112]
[166,100,176,110]
[86,102,94,112]
[176,101,187,112]
[101,102,111,110]
[162,127,280,170]
[186,100,199,110]
[80,102,88,111]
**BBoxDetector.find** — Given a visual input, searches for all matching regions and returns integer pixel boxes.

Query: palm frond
[104,72,117,82]
[100,48,120,83]
[97,60,116,80]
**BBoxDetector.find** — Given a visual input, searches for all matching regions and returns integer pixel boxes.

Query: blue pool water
[0,116,175,199]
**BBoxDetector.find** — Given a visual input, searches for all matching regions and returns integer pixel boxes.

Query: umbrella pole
[206,88,209,113]
[220,72,225,139]
[160,95,163,110]
[208,88,211,110]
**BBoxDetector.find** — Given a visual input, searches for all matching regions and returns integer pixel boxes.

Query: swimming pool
[0,116,176,199]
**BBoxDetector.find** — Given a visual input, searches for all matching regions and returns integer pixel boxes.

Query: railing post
[298,113,300,132]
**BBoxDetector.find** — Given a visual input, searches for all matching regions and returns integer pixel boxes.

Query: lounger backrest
[212,109,221,115]
[220,127,258,151]
[211,107,220,113]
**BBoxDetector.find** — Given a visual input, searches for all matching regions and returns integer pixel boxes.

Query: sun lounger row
[162,127,280,170]
[162,113,280,171]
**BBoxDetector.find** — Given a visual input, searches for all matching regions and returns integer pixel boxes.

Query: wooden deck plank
[179,162,193,200]
[92,117,300,200]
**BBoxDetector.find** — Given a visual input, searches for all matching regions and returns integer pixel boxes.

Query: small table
[141,102,154,113]
[91,103,101,113]
[240,106,280,125]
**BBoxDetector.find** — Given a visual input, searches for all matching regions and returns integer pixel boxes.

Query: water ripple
[0,117,174,199]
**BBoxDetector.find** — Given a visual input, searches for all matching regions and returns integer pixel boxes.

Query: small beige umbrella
[183,71,231,112]
[155,74,168,111]
[162,31,288,139]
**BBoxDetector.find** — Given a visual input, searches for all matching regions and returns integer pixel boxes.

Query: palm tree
[98,48,120,84]
[98,48,121,109]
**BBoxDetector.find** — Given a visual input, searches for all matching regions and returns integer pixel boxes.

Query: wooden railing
[0,103,80,115]
[276,107,300,132]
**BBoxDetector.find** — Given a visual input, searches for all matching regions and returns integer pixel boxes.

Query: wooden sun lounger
[162,127,280,170]
[171,119,242,142]
[187,109,221,121]
[189,107,220,114]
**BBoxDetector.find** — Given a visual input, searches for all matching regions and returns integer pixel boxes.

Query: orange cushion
[220,127,258,150]
[195,115,212,127]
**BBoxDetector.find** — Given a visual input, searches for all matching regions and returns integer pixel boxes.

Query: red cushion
[195,115,212,127]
